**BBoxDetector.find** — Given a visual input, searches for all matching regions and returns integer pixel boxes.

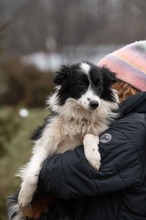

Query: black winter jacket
[38,92,146,220]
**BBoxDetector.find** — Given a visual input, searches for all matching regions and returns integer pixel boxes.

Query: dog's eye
[95,81,102,88]
[78,82,86,89]
[97,82,102,87]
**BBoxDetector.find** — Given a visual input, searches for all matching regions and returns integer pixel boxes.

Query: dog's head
[47,62,119,119]
[48,62,118,113]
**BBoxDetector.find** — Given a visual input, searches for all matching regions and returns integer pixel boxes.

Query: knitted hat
[98,41,146,92]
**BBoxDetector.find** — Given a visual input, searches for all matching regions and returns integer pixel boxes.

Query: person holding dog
[36,40,146,220]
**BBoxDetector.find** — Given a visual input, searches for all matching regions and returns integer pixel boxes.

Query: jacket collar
[119,92,146,117]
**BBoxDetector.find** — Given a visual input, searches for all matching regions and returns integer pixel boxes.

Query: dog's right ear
[54,65,71,85]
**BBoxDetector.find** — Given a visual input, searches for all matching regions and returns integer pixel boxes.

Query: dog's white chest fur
[38,111,108,152]
[56,117,105,153]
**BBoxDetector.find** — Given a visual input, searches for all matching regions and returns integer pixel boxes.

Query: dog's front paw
[86,151,101,170]
[18,182,36,207]
[83,134,101,171]
[83,134,99,145]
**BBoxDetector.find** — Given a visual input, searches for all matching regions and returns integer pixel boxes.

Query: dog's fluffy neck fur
[47,89,119,135]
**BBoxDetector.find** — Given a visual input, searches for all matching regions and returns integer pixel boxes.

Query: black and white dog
[7,62,119,219]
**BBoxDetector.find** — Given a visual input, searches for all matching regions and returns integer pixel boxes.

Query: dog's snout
[89,101,99,110]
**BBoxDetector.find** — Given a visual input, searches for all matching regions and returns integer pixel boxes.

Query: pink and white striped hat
[98,41,146,92]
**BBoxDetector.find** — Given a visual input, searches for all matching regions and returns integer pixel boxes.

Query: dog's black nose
[89,101,99,110]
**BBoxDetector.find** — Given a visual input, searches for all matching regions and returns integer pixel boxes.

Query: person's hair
[112,80,139,103]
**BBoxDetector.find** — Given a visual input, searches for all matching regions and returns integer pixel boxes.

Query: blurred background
[0,0,146,219]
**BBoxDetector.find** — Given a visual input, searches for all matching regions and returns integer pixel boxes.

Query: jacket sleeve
[37,113,145,199]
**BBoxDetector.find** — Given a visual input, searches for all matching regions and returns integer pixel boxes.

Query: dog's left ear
[101,66,117,85]
[54,65,71,85]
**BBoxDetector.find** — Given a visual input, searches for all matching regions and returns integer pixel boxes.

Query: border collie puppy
[7,62,119,219]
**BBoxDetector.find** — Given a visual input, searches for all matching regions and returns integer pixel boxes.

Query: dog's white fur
[80,62,91,74]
